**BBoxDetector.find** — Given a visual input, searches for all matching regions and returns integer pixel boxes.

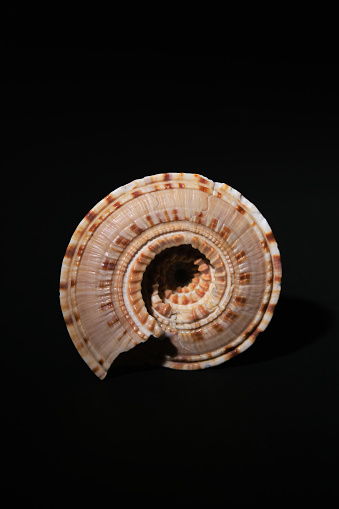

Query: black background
[3,34,339,506]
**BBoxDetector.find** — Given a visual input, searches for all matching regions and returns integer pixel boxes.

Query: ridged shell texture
[60,173,281,379]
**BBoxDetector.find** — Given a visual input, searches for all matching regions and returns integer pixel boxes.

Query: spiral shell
[60,173,281,379]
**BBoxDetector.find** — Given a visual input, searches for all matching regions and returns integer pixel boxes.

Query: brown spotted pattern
[60,172,281,378]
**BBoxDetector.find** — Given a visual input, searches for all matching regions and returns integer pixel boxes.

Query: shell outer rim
[59,172,282,377]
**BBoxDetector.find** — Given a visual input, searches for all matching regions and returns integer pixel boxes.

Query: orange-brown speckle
[101,301,114,311]
[260,302,268,313]
[118,330,127,341]
[235,250,247,262]
[227,348,240,359]
[198,305,209,317]
[130,223,144,235]
[198,263,209,272]
[77,244,86,259]
[266,231,276,243]
[261,240,269,252]
[64,315,73,325]
[181,295,189,305]
[235,296,247,305]
[267,303,276,313]
[148,243,158,252]
[89,222,100,233]
[195,287,205,298]
[98,280,111,288]
[224,310,239,322]
[215,275,226,283]
[102,259,116,271]
[86,210,97,222]
[212,323,224,333]
[115,235,129,248]
[198,175,209,185]
[192,329,204,341]
[240,273,251,284]
[172,209,180,220]
[65,245,76,259]
[273,254,282,273]
[146,214,154,226]
[194,212,203,224]
[107,317,119,328]
[105,194,114,204]
[219,225,231,239]
[171,294,179,304]
[210,218,218,230]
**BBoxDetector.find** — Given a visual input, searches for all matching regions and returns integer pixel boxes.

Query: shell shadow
[107,296,335,378]
[224,295,335,367]
[106,335,177,379]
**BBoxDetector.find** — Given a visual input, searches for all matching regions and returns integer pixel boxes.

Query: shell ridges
[60,172,281,378]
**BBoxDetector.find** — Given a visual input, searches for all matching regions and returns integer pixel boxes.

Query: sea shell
[60,172,281,379]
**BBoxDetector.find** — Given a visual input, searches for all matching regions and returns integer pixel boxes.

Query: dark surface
[3,41,339,505]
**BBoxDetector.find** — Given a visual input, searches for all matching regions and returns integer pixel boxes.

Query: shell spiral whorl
[60,173,281,379]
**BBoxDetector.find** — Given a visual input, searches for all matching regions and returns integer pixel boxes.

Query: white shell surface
[60,173,282,378]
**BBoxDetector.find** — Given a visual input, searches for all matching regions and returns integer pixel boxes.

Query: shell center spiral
[140,243,225,331]
[123,227,234,343]
[142,245,210,310]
